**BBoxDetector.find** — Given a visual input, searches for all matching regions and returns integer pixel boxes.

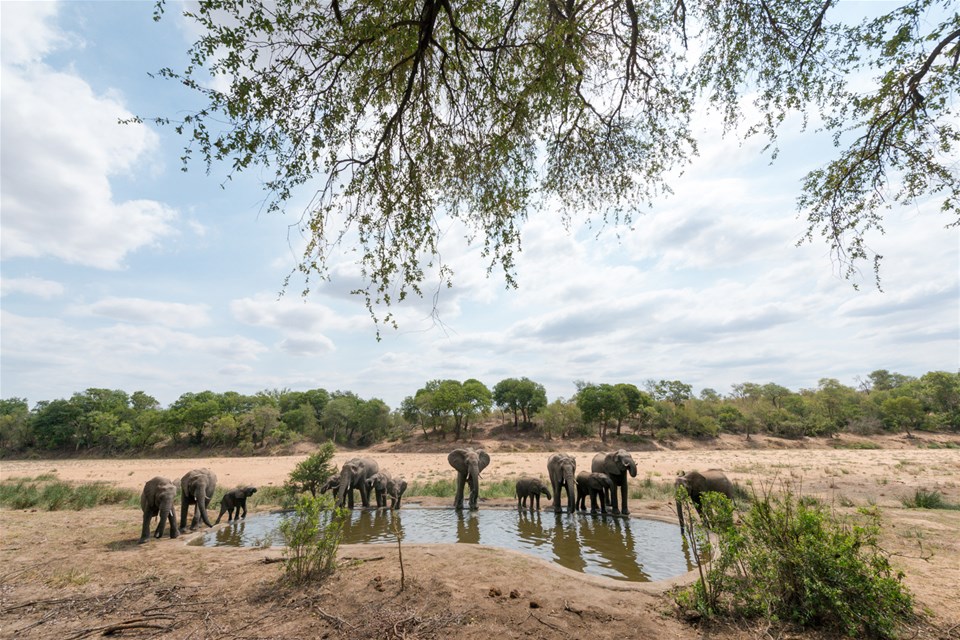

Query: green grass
[901,489,960,510]
[0,475,135,511]
[630,476,675,501]
[404,478,518,499]
[830,441,882,450]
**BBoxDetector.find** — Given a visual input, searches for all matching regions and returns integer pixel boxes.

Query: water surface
[191,507,694,582]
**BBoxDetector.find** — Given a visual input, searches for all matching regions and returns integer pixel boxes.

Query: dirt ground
[2,433,959,639]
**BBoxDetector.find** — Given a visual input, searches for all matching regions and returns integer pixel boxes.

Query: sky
[1,1,958,411]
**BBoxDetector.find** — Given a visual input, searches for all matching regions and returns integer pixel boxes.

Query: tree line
[0,370,956,456]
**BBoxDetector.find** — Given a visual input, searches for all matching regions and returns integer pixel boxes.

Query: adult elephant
[575,471,615,514]
[335,457,379,508]
[547,453,577,514]
[448,447,490,511]
[180,468,217,530]
[675,469,735,534]
[591,450,637,515]
[139,476,179,543]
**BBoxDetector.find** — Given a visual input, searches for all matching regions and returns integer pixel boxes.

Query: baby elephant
[576,472,614,514]
[139,476,179,544]
[215,486,257,524]
[367,472,408,509]
[515,477,552,511]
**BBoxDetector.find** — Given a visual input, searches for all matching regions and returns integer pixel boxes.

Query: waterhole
[190,507,694,582]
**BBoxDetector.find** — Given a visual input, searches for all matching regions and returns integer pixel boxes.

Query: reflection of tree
[578,514,649,581]
[455,510,480,544]
[549,513,586,573]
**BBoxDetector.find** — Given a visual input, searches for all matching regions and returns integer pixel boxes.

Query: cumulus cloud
[69,297,212,329]
[0,276,64,299]
[0,4,178,269]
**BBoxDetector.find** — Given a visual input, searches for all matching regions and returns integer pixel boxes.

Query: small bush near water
[902,489,959,510]
[279,494,347,584]
[676,485,913,639]
[0,475,135,510]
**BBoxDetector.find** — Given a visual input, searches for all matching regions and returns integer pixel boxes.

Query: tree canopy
[147,1,958,319]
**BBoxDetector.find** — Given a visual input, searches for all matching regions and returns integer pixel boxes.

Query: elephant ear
[447,449,467,472]
[477,450,490,473]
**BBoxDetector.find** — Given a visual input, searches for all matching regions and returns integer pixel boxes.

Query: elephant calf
[215,486,257,524]
[576,472,614,515]
[515,477,552,511]
[139,476,179,544]
[675,469,735,534]
[367,472,408,509]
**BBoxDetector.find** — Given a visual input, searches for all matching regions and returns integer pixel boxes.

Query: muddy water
[190,507,695,582]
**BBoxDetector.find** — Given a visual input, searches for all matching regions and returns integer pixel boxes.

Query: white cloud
[0,6,178,269]
[0,2,73,65]
[0,276,64,299]
[69,297,212,329]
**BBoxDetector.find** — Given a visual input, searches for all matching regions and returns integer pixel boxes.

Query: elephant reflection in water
[549,513,587,574]
[516,510,550,549]
[214,520,246,546]
[455,510,480,544]
[578,514,649,581]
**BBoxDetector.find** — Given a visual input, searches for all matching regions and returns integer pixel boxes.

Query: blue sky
[1,1,958,410]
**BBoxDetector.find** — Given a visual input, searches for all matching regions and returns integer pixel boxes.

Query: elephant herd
[139,451,735,543]
[139,468,257,544]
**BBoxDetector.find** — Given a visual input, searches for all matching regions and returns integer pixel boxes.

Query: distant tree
[651,380,693,406]
[169,391,221,446]
[0,398,32,452]
[866,369,916,392]
[576,383,625,442]
[493,377,547,429]
[322,395,358,444]
[31,399,81,450]
[918,371,960,429]
[355,398,390,445]
[538,399,582,440]
[881,397,926,437]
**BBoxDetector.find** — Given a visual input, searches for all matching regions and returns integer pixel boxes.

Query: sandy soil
[2,433,959,639]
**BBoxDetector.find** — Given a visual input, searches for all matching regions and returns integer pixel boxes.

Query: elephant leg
[608,482,620,515]
[454,473,466,510]
[598,490,607,514]
[155,509,167,539]
[241,503,247,519]
[215,504,227,524]
[167,511,180,538]
[619,483,630,516]
[180,496,189,531]
[140,511,153,543]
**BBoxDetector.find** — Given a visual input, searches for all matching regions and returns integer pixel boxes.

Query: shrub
[0,476,135,511]
[902,489,959,510]
[285,441,337,499]
[279,494,347,584]
[677,486,913,638]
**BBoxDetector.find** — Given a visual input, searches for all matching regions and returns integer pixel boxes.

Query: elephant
[576,471,615,514]
[448,447,490,511]
[319,475,340,496]
[139,476,179,543]
[547,453,577,514]
[367,472,408,509]
[675,469,735,534]
[591,450,638,515]
[215,486,257,524]
[515,477,552,510]
[335,457,380,508]
[180,468,217,530]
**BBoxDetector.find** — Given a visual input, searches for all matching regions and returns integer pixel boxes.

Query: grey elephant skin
[591,450,638,515]
[180,468,217,530]
[448,447,490,511]
[576,471,614,514]
[319,476,340,496]
[139,476,179,544]
[547,453,577,513]
[675,469,734,533]
[215,486,257,523]
[367,472,408,509]
[335,457,379,508]
[515,477,551,510]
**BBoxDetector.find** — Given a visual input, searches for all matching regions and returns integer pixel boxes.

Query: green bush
[279,494,347,584]
[902,489,959,510]
[405,478,456,497]
[0,476,135,511]
[285,441,337,499]
[677,486,913,638]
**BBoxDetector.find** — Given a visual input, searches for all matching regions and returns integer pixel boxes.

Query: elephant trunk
[468,464,480,510]
[197,490,213,527]
[336,474,349,508]
[628,460,638,477]
[156,497,170,539]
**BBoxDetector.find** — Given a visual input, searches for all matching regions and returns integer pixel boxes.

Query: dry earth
[2,433,959,639]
